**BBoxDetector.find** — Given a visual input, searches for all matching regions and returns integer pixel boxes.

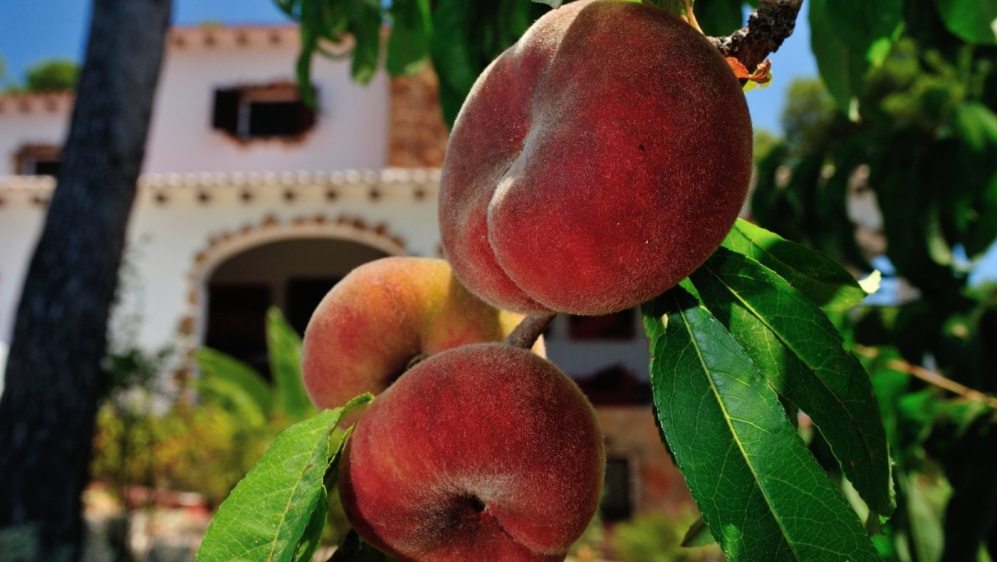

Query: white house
[0,23,698,519]
[0,24,650,388]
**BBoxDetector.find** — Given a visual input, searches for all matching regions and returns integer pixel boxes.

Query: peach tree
[194,0,912,560]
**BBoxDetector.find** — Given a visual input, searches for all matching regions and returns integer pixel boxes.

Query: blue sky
[0,0,819,135]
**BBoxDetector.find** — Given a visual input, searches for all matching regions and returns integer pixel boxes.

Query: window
[285,277,341,335]
[205,283,272,378]
[212,82,317,140]
[14,144,61,176]
[568,308,636,341]
[601,456,634,521]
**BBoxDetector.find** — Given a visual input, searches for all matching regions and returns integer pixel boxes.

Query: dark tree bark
[0,0,171,560]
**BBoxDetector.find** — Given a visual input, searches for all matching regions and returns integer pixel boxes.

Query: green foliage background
[1,59,79,93]
[92,308,319,509]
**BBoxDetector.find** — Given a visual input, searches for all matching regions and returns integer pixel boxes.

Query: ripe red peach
[301,257,542,411]
[338,344,604,562]
[439,0,753,316]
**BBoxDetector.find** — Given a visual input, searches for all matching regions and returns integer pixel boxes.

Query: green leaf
[642,288,881,561]
[429,0,480,128]
[952,102,997,154]
[196,347,271,426]
[292,485,330,562]
[429,0,545,128]
[197,395,372,562]
[948,103,997,257]
[352,0,383,84]
[695,0,744,36]
[934,0,997,44]
[810,0,867,117]
[691,247,894,517]
[722,219,869,311]
[898,466,951,562]
[531,0,563,7]
[386,0,433,76]
[827,0,902,66]
[267,307,316,422]
[641,0,684,17]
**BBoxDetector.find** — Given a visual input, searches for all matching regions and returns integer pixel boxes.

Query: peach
[301,257,541,411]
[439,0,753,316]
[338,344,604,562]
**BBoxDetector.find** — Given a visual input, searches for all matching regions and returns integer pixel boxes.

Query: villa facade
[0,24,690,518]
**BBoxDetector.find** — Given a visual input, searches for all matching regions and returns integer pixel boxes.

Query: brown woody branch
[708,0,804,71]
[854,345,997,411]
[505,313,556,350]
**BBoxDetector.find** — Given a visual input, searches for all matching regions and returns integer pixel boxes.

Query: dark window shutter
[212,88,240,135]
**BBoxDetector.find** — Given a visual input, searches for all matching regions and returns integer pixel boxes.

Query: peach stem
[683,0,704,35]
[504,313,556,350]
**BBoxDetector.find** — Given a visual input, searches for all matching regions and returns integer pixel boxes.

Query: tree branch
[504,313,556,350]
[854,345,997,411]
[708,0,804,71]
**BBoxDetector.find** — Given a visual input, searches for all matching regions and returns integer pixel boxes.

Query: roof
[0,91,74,114]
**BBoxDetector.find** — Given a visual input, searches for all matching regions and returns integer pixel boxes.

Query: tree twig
[854,345,997,411]
[504,313,556,350]
[708,0,804,71]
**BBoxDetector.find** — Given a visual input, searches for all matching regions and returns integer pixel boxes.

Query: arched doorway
[203,237,389,376]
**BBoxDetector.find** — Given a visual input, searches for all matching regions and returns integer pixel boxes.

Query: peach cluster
[302,258,603,561]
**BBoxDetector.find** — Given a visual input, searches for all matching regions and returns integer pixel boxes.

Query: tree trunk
[0,0,172,560]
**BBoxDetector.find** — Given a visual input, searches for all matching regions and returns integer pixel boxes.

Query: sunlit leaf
[197,395,373,562]
[722,219,867,311]
[642,287,881,561]
[859,270,883,295]
[691,247,894,516]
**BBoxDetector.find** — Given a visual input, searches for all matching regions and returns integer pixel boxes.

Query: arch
[174,212,409,371]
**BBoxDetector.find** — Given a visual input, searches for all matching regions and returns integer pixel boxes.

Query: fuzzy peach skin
[338,343,605,562]
[439,0,753,316]
[301,257,541,411]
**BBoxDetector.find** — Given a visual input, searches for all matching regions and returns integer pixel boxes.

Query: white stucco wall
[0,99,72,175]
[0,27,390,177]
[0,188,49,343]
[144,30,390,174]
